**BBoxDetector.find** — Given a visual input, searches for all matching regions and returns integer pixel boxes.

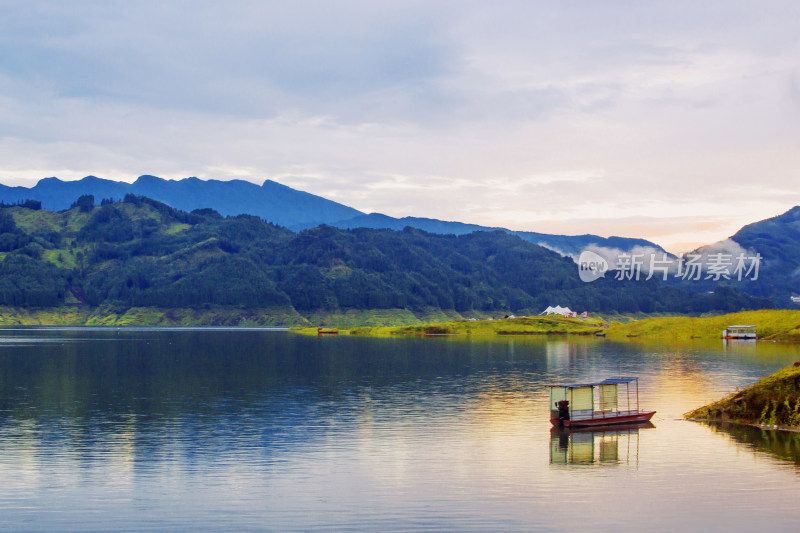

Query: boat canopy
[554,376,639,389]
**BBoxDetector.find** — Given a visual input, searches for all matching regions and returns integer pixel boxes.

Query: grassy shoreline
[604,310,800,341]
[684,363,800,431]
[289,309,800,340]
[2,307,799,341]
[0,305,522,328]
[0,305,309,327]
[290,315,605,337]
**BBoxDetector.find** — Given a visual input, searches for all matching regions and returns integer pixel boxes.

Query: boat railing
[571,409,641,421]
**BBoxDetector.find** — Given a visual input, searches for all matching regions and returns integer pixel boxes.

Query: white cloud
[579,244,676,274]
[690,238,751,259]
[1,1,800,251]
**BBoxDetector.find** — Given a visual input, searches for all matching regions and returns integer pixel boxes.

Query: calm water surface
[1,329,800,532]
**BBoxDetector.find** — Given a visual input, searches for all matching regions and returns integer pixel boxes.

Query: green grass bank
[290,315,605,337]
[605,309,800,341]
[685,363,800,430]
[292,309,800,340]
[0,305,510,328]
[0,306,308,327]
[3,307,800,341]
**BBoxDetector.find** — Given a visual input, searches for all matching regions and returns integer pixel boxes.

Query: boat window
[571,386,593,411]
[599,384,618,411]
[550,387,567,407]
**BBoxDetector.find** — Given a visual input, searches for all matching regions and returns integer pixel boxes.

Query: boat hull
[550,411,656,428]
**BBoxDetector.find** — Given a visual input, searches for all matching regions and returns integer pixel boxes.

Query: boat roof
[550,376,639,389]
[727,325,756,328]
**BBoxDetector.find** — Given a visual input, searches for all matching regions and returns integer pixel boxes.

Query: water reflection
[550,423,654,466]
[702,422,800,469]
[722,338,759,356]
[1,329,800,531]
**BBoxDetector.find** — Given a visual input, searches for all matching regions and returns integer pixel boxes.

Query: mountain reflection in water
[2,329,800,532]
[704,422,800,469]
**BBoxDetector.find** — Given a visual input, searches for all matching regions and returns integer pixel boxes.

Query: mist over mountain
[727,206,800,304]
[0,176,667,257]
[321,212,667,257]
[648,205,800,308]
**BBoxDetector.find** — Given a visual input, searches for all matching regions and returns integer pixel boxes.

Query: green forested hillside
[0,195,773,319]
[729,206,800,303]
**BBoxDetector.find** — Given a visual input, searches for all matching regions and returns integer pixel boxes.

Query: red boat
[549,377,656,428]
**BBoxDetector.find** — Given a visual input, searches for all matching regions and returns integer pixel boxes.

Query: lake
[1,328,800,532]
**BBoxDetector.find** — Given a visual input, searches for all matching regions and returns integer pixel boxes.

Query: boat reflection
[722,338,759,354]
[550,422,655,466]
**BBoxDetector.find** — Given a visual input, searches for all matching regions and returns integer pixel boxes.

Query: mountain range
[0,175,666,257]
[0,175,362,229]
[1,174,797,309]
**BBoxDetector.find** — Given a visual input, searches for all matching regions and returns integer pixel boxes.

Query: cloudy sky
[1,1,799,252]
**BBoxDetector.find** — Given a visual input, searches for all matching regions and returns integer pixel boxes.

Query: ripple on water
[0,331,799,531]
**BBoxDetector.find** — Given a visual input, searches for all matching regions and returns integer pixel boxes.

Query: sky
[1,1,799,253]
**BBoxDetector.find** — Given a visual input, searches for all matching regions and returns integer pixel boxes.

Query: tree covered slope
[0,195,772,316]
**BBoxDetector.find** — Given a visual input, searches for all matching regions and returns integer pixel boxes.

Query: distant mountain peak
[262,179,297,190]
[134,174,161,184]
[0,175,364,228]
[778,205,800,219]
